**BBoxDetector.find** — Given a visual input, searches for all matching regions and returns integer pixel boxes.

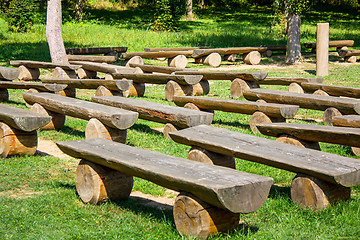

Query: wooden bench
[56,138,273,239]
[174,70,268,81]
[304,40,354,53]
[169,125,360,210]
[120,51,193,68]
[68,60,142,79]
[298,82,360,98]
[256,122,360,152]
[23,92,138,143]
[92,96,214,138]
[65,47,128,56]
[10,60,82,81]
[0,104,51,158]
[0,80,68,102]
[67,55,117,64]
[338,49,360,63]
[41,78,133,97]
[243,88,360,125]
[129,63,198,74]
[333,115,360,156]
[0,66,19,80]
[172,95,299,133]
[258,45,287,57]
[144,46,210,52]
[110,72,205,100]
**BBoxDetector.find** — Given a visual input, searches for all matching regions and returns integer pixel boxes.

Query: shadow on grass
[58,126,85,138]
[0,42,51,63]
[268,184,291,200]
[130,123,164,136]
[213,119,251,131]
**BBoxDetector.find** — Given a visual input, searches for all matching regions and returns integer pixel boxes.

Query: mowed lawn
[1,4,360,239]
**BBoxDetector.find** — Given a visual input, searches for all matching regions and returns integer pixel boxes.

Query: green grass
[1,4,360,240]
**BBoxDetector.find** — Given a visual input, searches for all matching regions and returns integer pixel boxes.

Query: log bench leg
[188,146,235,169]
[0,89,9,102]
[75,159,133,204]
[55,88,76,98]
[288,83,304,94]
[192,80,210,96]
[0,122,37,158]
[125,56,144,67]
[264,50,272,57]
[163,123,180,139]
[230,78,259,99]
[291,173,351,210]
[250,111,285,134]
[165,80,193,101]
[243,51,261,65]
[168,55,187,68]
[183,102,214,114]
[85,118,127,143]
[30,103,66,130]
[95,86,125,97]
[127,83,146,97]
[276,134,321,150]
[174,192,240,240]
[351,147,360,157]
[77,68,97,79]
[203,53,222,67]
[52,67,77,79]
[313,89,329,96]
[223,54,237,62]
[323,107,342,126]
[344,56,357,63]
[18,65,40,81]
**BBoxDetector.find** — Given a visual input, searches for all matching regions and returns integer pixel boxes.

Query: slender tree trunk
[75,0,83,21]
[46,0,68,65]
[285,13,301,64]
[199,0,205,9]
[186,0,194,20]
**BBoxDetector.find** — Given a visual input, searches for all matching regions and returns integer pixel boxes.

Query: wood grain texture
[243,88,360,115]
[202,53,222,67]
[111,73,203,85]
[56,138,273,213]
[0,66,19,80]
[332,115,360,128]
[10,60,81,70]
[192,47,268,58]
[42,78,132,91]
[169,125,360,187]
[243,51,261,65]
[23,92,138,130]
[0,104,51,131]
[173,95,299,119]
[301,82,360,98]
[174,70,267,81]
[92,96,214,128]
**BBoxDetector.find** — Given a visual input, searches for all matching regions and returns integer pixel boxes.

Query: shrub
[151,0,185,31]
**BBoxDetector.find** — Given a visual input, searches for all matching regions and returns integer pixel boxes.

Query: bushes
[151,0,185,31]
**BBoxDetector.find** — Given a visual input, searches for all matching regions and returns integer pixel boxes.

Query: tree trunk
[286,13,301,64]
[46,0,68,65]
[186,0,194,20]
[75,0,83,21]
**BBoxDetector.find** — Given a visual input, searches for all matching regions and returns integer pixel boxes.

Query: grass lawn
[1,4,360,239]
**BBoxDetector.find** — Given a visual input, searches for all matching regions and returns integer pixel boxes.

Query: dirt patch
[130,190,178,211]
[36,138,73,160]
[0,188,43,199]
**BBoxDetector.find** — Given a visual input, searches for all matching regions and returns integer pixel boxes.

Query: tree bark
[186,0,194,20]
[75,0,83,21]
[46,0,68,65]
[286,13,301,64]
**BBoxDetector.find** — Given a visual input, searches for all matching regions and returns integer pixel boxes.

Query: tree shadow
[268,184,291,200]
[130,123,164,136]
[58,126,85,138]
[212,119,252,131]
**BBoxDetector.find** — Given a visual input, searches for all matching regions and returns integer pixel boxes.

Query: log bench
[22,92,138,143]
[67,55,117,64]
[338,49,360,63]
[10,60,82,81]
[56,138,273,239]
[172,95,299,133]
[0,104,51,158]
[0,80,68,102]
[192,47,268,66]
[243,88,360,125]
[299,82,360,98]
[120,51,193,68]
[304,40,354,54]
[0,66,19,80]
[128,63,198,74]
[65,47,128,56]
[169,125,360,210]
[258,45,287,57]
[109,72,205,101]
[256,122,360,154]
[41,78,133,97]
[333,115,360,156]
[92,96,214,138]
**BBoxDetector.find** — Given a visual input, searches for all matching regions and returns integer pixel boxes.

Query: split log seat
[338,49,360,63]
[65,47,128,56]
[0,66,19,80]
[256,122,360,153]
[298,82,360,98]
[169,125,360,210]
[333,115,360,156]
[56,138,273,239]
[92,96,214,138]
[10,60,81,81]
[129,63,198,75]
[41,78,133,97]
[23,92,138,143]
[243,89,360,125]
[304,40,354,53]
[110,72,205,100]
[67,55,117,64]
[172,95,299,133]
[258,45,287,57]
[0,80,68,102]
[174,70,268,81]
[0,104,51,158]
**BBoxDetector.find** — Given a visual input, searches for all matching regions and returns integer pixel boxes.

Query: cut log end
[230,78,259,99]
[291,173,351,210]
[127,83,146,97]
[85,118,127,143]
[264,50,272,57]
[52,67,77,79]
[351,147,360,157]
[250,111,285,134]
[18,65,40,81]
[313,89,329,96]
[125,56,144,67]
[203,53,222,67]
[0,89,9,102]
[75,160,133,204]
[323,107,342,126]
[223,54,237,62]
[30,103,65,130]
[77,68,97,79]
[345,56,357,63]
[168,55,188,68]
[173,192,240,240]
[276,134,321,151]
[288,83,304,94]
[165,80,193,102]
[95,86,125,97]
[192,80,210,96]
[188,146,235,169]
[243,51,261,65]
[163,123,180,139]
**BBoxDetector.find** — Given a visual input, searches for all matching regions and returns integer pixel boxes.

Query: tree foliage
[151,0,185,31]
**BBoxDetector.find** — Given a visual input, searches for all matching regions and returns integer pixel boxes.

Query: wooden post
[30,103,66,130]
[168,55,187,68]
[0,89,9,102]
[316,23,329,76]
[75,160,133,204]
[85,118,127,143]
